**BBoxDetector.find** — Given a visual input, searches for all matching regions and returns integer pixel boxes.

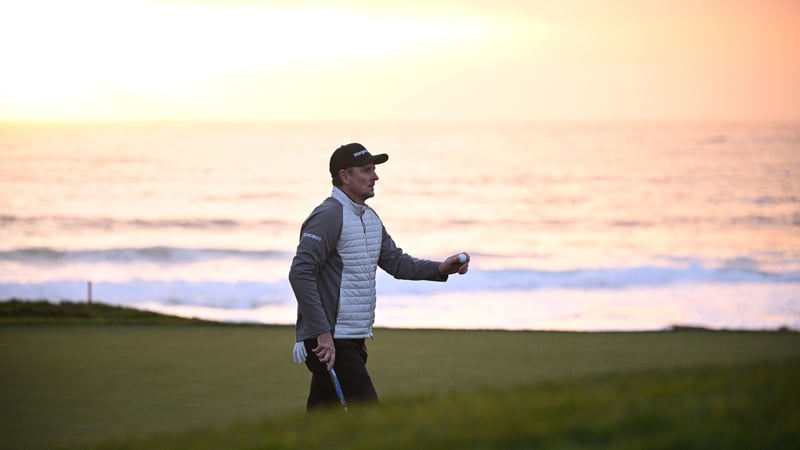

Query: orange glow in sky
[0,0,798,122]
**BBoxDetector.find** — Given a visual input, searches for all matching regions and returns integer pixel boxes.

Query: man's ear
[338,168,349,185]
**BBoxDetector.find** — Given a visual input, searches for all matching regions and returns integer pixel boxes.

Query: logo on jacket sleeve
[302,232,322,242]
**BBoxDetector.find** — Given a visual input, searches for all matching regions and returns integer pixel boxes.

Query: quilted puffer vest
[332,188,382,338]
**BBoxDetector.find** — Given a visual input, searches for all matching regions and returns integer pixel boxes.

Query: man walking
[289,142,470,410]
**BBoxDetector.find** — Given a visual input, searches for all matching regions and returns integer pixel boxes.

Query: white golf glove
[292,341,307,364]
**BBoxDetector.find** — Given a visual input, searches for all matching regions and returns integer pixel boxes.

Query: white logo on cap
[353,149,368,157]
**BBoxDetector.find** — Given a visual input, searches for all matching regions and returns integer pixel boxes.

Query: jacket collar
[332,187,367,216]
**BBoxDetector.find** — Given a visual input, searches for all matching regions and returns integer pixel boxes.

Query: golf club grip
[329,368,348,411]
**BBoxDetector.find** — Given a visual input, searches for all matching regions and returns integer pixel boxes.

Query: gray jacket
[289,187,446,341]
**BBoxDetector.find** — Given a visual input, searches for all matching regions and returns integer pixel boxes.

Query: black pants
[304,338,379,411]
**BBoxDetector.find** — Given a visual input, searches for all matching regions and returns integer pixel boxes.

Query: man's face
[341,163,379,204]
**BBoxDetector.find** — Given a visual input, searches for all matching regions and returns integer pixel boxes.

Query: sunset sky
[1,0,798,122]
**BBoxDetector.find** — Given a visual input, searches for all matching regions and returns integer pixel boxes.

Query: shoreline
[4,281,798,332]
[2,299,796,333]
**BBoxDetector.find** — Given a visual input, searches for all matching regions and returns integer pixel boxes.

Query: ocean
[1,121,798,331]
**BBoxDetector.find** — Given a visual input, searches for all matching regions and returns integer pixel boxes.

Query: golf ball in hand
[458,253,467,264]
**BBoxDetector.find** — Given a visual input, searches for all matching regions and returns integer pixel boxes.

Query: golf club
[329,368,348,412]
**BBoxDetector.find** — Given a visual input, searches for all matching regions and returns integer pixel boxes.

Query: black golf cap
[329,143,389,178]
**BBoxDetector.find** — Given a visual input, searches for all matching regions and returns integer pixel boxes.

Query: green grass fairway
[88,360,800,450]
[1,324,304,450]
[1,303,799,449]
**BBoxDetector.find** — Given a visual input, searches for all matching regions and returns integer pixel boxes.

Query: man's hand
[439,252,470,276]
[313,331,335,371]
